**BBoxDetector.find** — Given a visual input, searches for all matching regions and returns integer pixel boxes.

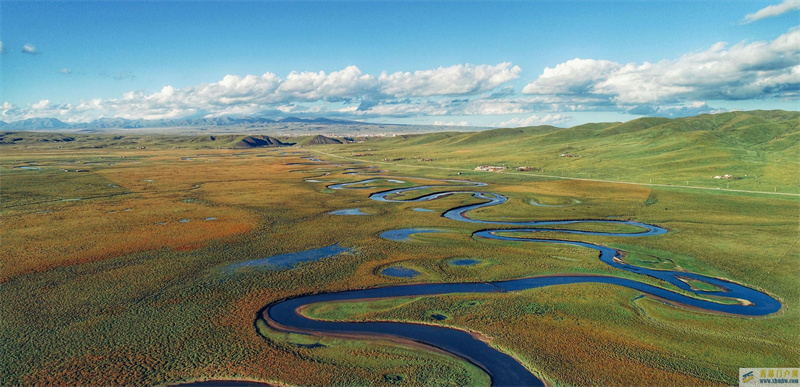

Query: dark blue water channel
[262,177,781,386]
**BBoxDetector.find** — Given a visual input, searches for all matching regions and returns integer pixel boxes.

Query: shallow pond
[449,259,481,266]
[229,244,351,271]
[379,228,445,242]
[329,208,370,215]
[381,266,421,278]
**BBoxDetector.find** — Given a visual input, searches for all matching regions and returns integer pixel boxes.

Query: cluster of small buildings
[713,174,741,180]
[560,153,580,157]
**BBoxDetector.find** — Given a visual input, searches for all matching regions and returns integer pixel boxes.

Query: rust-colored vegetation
[1,149,272,282]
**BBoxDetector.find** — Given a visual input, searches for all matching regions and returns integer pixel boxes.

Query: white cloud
[60,68,72,75]
[276,104,296,113]
[743,0,800,23]
[202,104,261,118]
[277,66,377,101]
[434,120,469,126]
[522,59,621,95]
[379,63,521,97]
[1,102,18,118]
[355,101,451,117]
[625,102,723,118]
[0,41,5,54]
[336,105,359,113]
[21,44,38,54]
[348,97,536,118]
[461,100,529,115]
[497,114,571,128]
[32,100,52,110]
[523,27,800,104]
[1,62,522,122]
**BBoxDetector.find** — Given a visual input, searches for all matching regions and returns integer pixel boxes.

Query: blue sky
[1,1,798,127]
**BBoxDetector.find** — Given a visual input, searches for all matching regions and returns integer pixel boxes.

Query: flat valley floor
[2,146,798,386]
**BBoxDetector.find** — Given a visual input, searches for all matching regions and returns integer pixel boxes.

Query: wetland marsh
[1,129,798,386]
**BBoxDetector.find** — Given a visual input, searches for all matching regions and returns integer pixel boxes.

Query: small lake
[449,259,481,266]
[329,208,370,215]
[380,228,445,242]
[228,244,351,271]
[413,208,434,212]
[381,266,421,278]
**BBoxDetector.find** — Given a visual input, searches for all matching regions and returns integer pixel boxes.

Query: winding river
[261,176,781,386]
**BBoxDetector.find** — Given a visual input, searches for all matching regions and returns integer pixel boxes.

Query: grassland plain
[1,111,798,386]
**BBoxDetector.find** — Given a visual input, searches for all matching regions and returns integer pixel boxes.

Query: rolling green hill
[2,110,798,192]
[323,110,800,193]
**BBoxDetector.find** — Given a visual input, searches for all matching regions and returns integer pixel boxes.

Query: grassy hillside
[321,110,800,193]
[2,110,798,192]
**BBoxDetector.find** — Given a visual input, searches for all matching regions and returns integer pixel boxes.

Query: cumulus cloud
[31,99,52,110]
[22,44,38,54]
[277,66,377,101]
[461,99,529,115]
[523,27,800,104]
[522,59,621,95]
[743,0,800,23]
[2,63,521,122]
[496,114,571,128]
[625,102,724,118]
[276,104,296,113]
[60,68,72,75]
[379,62,521,97]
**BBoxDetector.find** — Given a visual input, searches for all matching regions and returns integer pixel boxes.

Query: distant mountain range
[0,116,370,130]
